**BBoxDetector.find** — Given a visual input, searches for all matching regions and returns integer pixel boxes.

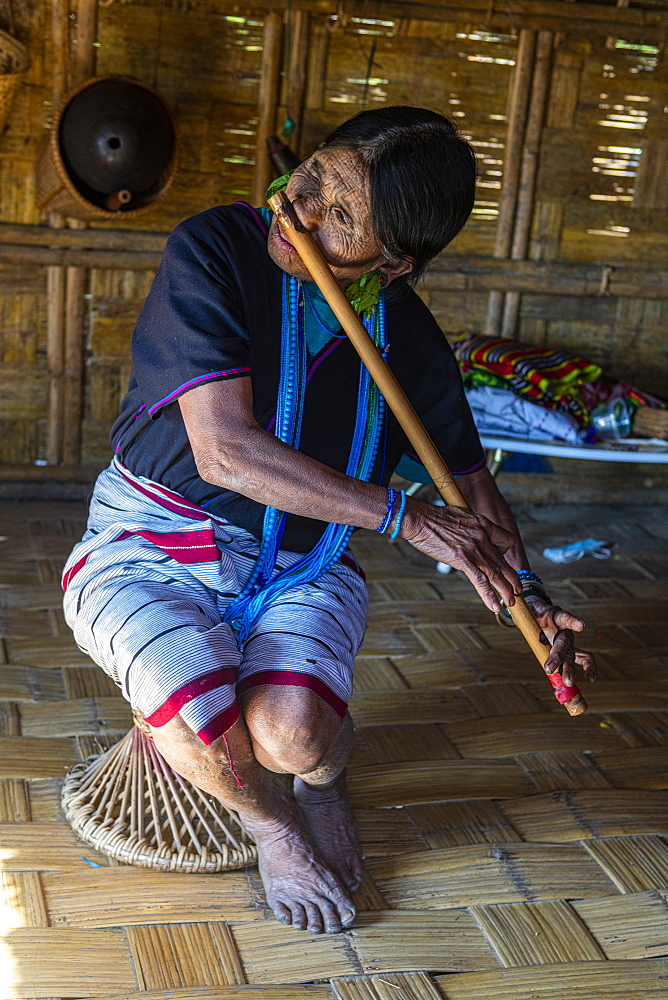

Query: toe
[273,901,292,925]
[290,902,308,931]
[317,896,342,934]
[304,901,324,935]
[331,890,357,929]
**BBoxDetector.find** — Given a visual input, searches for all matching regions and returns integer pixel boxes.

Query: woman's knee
[239,684,343,773]
[149,713,254,784]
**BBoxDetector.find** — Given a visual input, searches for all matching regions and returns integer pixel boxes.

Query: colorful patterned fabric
[454,333,602,426]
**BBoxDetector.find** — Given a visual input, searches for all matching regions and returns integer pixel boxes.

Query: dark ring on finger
[521,585,552,604]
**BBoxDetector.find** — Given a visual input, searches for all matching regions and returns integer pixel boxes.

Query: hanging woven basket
[0,29,29,135]
[36,74,179,222]
[62,725,257,873]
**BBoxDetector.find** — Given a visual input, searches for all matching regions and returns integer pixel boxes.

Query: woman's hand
[522,594,597,687]
[401,500,521,613]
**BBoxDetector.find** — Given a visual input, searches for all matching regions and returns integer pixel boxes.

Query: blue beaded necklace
[225,272,387,646]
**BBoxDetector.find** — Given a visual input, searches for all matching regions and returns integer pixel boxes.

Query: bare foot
[293,770,363,892]
[243,807,357,935]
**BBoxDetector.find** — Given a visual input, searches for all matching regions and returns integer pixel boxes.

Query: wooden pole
[269,190,587,716]
[251,12,283,207]
[501,30,554,339]
[46,263,66,465]
[305,17,330,111]
[284,7,309,156]
[45,0,70,465]
[62,261,87,466]
[60,0,98,466]
[74,0,98,82]
[484,29,535,338]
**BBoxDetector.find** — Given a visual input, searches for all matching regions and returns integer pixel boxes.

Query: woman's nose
[292,195,320,232]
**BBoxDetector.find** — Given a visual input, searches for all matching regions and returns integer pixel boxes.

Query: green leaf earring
[345,270,383,320]
[266,170,295,201]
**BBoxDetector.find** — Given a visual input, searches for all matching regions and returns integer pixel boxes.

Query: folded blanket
[465,386,583,442]
[454,333,601,426]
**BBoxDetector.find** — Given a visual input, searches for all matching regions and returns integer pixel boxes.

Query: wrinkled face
[267,146,398,288]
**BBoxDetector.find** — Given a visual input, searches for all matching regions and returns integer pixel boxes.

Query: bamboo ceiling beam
[226,0,668,43]
[0,221,167,251]
[424,257,668,299]
[0,243,163,270]
[3,238,666,299]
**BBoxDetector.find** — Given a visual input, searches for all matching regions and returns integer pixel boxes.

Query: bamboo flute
[269,190,587,716]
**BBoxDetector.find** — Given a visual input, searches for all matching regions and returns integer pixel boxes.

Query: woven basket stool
[0,29,29,134]
[62,715,257,873]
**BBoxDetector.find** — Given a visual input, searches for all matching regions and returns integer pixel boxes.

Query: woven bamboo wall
[0,0,666,468]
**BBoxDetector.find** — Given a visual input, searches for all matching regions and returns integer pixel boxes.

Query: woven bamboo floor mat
[0,498,667,998]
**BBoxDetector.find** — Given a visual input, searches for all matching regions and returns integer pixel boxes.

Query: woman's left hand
[522,595,597,688]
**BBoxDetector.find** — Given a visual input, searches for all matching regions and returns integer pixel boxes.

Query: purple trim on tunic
[406,451,486,478]
[233,201,270,236]
[454,455,487,476]
[148,369,250,416]
[115,404,147,452]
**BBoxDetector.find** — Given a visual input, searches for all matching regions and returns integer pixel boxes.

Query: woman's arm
[455,466,530,571]
[178,378,520,612]
[450,466,597,686]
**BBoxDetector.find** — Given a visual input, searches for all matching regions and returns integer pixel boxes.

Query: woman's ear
[381,256,415,285]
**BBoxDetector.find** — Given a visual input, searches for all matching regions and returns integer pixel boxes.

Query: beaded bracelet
[517,569,544,587]
[389,490,407,540]
[376,488,398,534]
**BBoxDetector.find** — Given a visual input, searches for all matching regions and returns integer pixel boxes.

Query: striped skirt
[62,460,368,745]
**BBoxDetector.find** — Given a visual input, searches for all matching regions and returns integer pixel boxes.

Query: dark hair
[322,106,475,283]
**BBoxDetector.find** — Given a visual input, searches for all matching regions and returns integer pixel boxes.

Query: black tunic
[111,203,484,552]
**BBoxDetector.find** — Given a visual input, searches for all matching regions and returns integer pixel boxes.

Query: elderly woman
[63,106,594,935]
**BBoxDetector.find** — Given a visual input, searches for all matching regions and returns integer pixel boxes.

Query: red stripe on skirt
[135,528,221,564]
[62,554,90,591]
[196,702,241,746]
[145,666,238,727]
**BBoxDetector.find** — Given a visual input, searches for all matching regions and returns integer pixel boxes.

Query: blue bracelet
[517,569,544,586]
[389,490,407,540]
[377,488,398,533]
